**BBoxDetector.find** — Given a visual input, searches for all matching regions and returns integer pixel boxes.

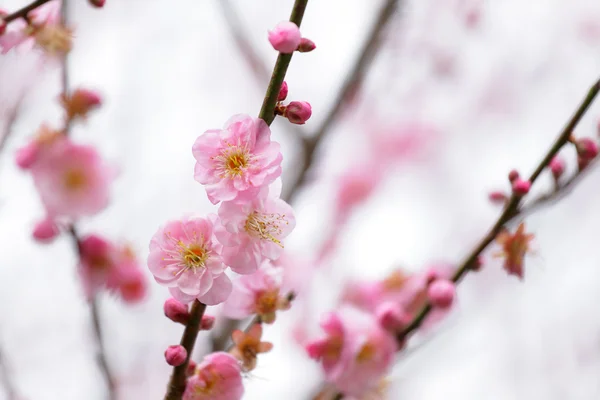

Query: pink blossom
[222,261,289,323]
[164,345,187,366]
[164,297,190,324]
[148,216,232,305]
[183,352,243,400]
[335,162,383,219]
[306,307,397,397]
[512,178,531,196]
[0,0,62,54]
[31,138,112,219]
[267,21,301,53]
[192,114,282,204]
[79,235,147,302]
[216,183,295,274]
[370,121,435,164]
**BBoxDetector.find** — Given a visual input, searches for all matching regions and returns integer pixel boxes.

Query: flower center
[244,211,287,247]
[255,289,279,315]
[324,336,344,362]
[356,341,376,363]
[195,366,220,395]
[181,243,209,270]
[64,169,87,191]
[214,146,251,178]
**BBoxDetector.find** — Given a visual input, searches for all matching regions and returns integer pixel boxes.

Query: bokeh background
[1,0,600,398]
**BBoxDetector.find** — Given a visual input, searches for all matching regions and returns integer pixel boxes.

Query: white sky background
[1,0,600,399]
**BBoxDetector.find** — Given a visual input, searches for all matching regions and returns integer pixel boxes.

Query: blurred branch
[60,2,115,398]
[284,0,401,203]
[0,96,24,160]
[330,79,600,399]
[164,301,207,400]
[2,0,53,24]
[0,347,19,400]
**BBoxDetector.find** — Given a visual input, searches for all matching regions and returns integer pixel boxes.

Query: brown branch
[164,300,207,400]
[284,0,401,203]
[329,79,600,399]
[2,0,54,24]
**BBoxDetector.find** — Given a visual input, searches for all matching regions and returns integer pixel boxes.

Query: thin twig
[0,96,23,159]
[284,0,401,203]
[330,79,600,399]
[2,0,53,24]
[164,301,207,400]
[0,346,19,400]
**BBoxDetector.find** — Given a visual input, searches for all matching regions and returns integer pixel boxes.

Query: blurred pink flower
[268,21,301,53]
[31,138,112,219]
[216,183,295,274]
[148,216,232,305]
[222,261,289,323]
[306,307,397,397]
[184,352,244,400]
[335,162,383,219]
[192,114,282,205]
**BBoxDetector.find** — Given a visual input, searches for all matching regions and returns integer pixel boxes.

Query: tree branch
[2,0,54,24]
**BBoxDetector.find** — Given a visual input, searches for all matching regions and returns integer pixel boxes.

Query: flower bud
[512,178,531,196]
[508,169,520,183]
[427,279,456,309]
[284,101,312,125]
[549,156,565,180]
[32,217,60,243]
[488,191,507,205]
[268,21,301,53]
[277,81,288,102]
[200,315,215,331]
[376,302,412,331]
[164,298,190,324]
[88,0,105,7]
[297,37,316,53]
[164,345,187,366]
[575,137,599,161]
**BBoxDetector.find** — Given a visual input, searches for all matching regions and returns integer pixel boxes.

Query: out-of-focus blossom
[60,88,102,122]
[148,216,232,305]
[192,114,282,205]
[184,352,243,400]
[229,324,273,371]
[494,222,535,279]
[306,307,396,397]
[222,261,290,323]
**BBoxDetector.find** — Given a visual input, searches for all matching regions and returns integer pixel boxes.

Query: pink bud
[80,235,111,261]
[427,279,456,309]
[488,191,507,204]
[186,360,197,377]
[15,142,40,170]
[508,169,520,182]
[164,345,187,366]
[376,302,412,331]
[512,178,531,196]
[32,217,60,243]
[277,81,288,102]
[164,298,190,324]
[88,0,105,7]
[268,21,301,53]
[575,137,599,160]
[200,315,215,331]
[549,156,565,179]
[297,37,316,53]
[284,101,312,125]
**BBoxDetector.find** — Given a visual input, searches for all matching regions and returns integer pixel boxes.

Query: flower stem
[258,0,309,126]
[2,0,54,24]
[164,300,207,400]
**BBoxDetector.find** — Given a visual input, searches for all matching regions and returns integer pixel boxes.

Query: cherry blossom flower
[192,114,282,204]
[494,222,535,279]
[222,261,290,323]
[229,324,273,371]
[267,21,301,53]
[31,138,112,219]
[148,215,232,305]
[184,352,244,400]
[216,182,295,274]
[306,307,397,397]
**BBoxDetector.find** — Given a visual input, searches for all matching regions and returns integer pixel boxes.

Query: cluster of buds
[275,81,313,124]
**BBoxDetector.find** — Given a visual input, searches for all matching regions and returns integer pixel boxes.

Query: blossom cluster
[15,87,147,303]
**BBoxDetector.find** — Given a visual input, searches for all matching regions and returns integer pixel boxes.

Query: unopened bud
[575,137,599,161]
[549,156,565,180]
[488,191,507,205]
[284,101,312,125]
[427,279,456,309]
[164,298,190,324]
[297,37,316,53]
[88,0,106,7]
[164,345,187,366]
[512,178,531,196]
[508,169,520,183]
[277,81,288,102]
[32,217,60,243]
[199,315,215,330]
[268,21,301,53]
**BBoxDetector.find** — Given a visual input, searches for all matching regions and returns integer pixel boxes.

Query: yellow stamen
[244,211,287,247]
